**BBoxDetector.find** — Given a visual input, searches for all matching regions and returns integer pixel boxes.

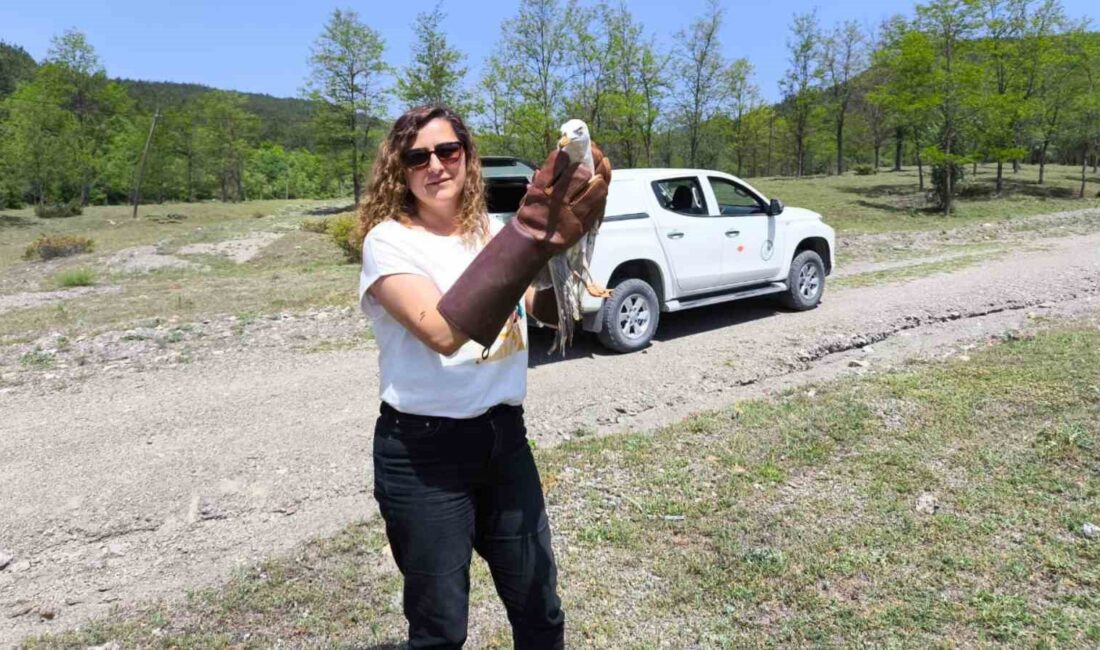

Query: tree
[917,0,981,214]
[303,8,387,202]
[586,2,642,166]
[869,20,938,189]
[638,44,671,167]
[819,20,866,174]
[43,29,132,204]
[780,11,821,177]
[196,91,258,202]
[562,2,608,129]
[674,0,727,168]
[395,3,474,115]
[485,0,570,160]
[1066,30,1100,198]
[566,1,668,168]
[0,79,76,205]
[972,0,1030,195]
[726,59,759,176]
[1032,27,1079,183]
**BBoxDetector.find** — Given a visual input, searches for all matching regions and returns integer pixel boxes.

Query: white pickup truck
[482,157,836,353]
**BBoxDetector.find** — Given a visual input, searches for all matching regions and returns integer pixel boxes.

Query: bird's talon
[585,282,612,298]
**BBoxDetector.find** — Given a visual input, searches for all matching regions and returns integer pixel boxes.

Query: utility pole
[131,107,160,219]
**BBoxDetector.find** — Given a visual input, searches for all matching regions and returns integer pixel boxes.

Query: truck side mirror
[768,198,784,216]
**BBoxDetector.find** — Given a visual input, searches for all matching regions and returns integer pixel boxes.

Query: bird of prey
[538,119,612,355]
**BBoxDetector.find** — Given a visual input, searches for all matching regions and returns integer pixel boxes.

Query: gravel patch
[0,286,123,314]
[176,232,283,264]
[104,246,205,273]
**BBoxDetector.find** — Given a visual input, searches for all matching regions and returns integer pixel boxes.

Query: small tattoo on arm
[418,310,427,322]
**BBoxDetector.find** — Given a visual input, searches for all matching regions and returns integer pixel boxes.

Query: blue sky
[2,0,1097,109]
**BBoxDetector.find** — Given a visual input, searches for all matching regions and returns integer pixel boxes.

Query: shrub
[300,217,330,234]
[853,164,876,176]
[55,268,96,287]
[34,201,83,219]
[23,234,96,261]
[931,162,967,210]
[326,213,361,263]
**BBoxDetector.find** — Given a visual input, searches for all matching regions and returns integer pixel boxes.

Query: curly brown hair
[356,106,488,247]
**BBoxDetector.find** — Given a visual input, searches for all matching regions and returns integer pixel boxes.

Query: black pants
[372,401,564,649]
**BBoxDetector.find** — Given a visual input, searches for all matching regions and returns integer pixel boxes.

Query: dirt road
[2,227,1099,645]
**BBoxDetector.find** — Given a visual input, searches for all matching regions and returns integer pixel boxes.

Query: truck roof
[610,168,732,181]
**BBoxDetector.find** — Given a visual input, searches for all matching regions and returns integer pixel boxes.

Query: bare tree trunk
[237,160,246,202]
[836,115,845,175]
[894,126,904,171]
[1039,139,1049,184]
[1082,148,1090,199]
[874,144,881,171]
[767,115,775,176]
[351,142,361,203]
[796,137,804,177]
[914,132,924,192]
[996,161,1003,195]
[945,163,953,215]
[186,150,194,202]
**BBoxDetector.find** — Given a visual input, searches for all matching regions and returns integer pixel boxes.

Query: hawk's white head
[558,119,591,166]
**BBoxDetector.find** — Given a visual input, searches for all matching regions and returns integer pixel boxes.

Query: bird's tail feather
[548,255,576,355]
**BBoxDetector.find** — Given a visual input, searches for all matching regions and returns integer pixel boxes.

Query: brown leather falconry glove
[438,145,612,348]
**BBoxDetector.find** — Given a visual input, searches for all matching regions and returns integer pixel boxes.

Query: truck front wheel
[780,250,825,310]
[597,278,660,353]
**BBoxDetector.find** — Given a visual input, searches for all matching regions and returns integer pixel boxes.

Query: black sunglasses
[402,141,464,169]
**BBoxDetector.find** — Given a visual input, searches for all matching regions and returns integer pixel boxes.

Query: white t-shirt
[358,218,528,418]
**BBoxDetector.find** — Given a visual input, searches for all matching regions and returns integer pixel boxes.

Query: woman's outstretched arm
[370,274,470,356]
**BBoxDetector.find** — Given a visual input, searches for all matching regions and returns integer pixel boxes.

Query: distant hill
[0,41,37,98]
[117,79,316,149]
[2,38,316,149]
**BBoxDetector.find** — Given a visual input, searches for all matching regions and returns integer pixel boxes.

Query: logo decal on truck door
[761,240,775,261]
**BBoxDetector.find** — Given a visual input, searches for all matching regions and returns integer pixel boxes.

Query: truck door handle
[725,229,740,237]
[667,231,684,239]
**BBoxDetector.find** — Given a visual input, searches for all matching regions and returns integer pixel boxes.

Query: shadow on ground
[0,214,34,230]
[836,182,915,198]
[527,296,785,368]
[307,204,357,216]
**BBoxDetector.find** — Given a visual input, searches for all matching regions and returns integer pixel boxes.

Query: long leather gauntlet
[438,147,611,349]
[437,220,548,348]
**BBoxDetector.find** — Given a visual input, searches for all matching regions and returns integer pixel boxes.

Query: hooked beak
[558,134,571,148]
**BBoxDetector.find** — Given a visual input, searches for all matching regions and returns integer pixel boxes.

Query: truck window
[651,177,707,216]
[708,177,766,216]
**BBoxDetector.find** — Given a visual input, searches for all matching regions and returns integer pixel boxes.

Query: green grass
[53,268,96,288]
[24,317,1100,648]
[751,164,1100,233]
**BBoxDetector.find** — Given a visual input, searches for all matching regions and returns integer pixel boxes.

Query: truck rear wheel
[597,278,660,353]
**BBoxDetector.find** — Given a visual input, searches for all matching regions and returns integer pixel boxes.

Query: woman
[357,105,609,648]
